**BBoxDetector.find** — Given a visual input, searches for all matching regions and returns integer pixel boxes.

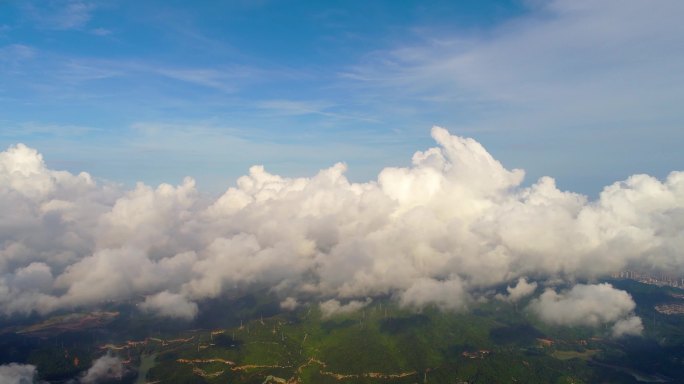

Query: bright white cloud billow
[497,278,538,303]
[529,283,642,337]
[0,127,682,329]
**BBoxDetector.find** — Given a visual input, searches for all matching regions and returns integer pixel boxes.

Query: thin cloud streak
[22,0,96,30]
[337,0,684,192]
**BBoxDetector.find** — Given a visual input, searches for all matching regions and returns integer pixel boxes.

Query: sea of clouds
[2,126,681,338]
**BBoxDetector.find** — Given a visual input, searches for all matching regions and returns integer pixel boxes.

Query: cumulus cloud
[320,298,372,318]
[280,297,299,311]
[139,291,198,320]
[611,316,644,338]
[0,356,127,384]
[0,363,38,384]
[79,354,123,384]
[497,278,538,303]
[399,278,468,311]
[529,283,642,337]
[0,127,682,323]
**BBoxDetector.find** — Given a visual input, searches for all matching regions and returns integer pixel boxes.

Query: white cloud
[0,126,682,321]
[0,45,36,64]
[0,363,38,384]
[90,28,111,36]
[529,283,642,337]
[611,316,644,338]
[498,277,537,303]
[280,297,299,311]
[399,278,468,311]
[139,291,198,320]
[343,0,684,190]
[0,353,126,384]
[349,0,684,116]
[79,354,123,384]
[319,298,372,318]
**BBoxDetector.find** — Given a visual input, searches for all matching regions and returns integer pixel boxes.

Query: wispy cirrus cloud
[0,44,36,63]
[2,0,682,199]
[156,67,262,93]
[23,0,96,30]
[89,27,111,36]
[1,122,98,137]
[0,48,275,103]
[344,0,684,111]
[337,0,684,192]
[256,99,381,123]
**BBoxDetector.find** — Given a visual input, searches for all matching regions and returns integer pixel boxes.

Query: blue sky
[1,0,682,195]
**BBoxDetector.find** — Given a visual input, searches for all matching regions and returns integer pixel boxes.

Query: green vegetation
[2,280,684,383]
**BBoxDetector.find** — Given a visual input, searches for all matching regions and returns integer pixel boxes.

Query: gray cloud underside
[0,363,38,384]
[0,127,681,329]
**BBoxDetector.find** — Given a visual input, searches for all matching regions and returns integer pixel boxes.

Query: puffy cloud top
[497,278,538,303]
[529,283,643,337]
[79,354,124,384]
[0,127,682,323]
[0,363,38,384]
[529,283,635,327]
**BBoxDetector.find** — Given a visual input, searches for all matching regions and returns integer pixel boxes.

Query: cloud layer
[1,127,682,329]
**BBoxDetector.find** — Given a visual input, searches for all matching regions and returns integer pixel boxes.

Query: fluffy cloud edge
[1,126,682,321]
[0,363,39,384]
[528,283,643,338]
